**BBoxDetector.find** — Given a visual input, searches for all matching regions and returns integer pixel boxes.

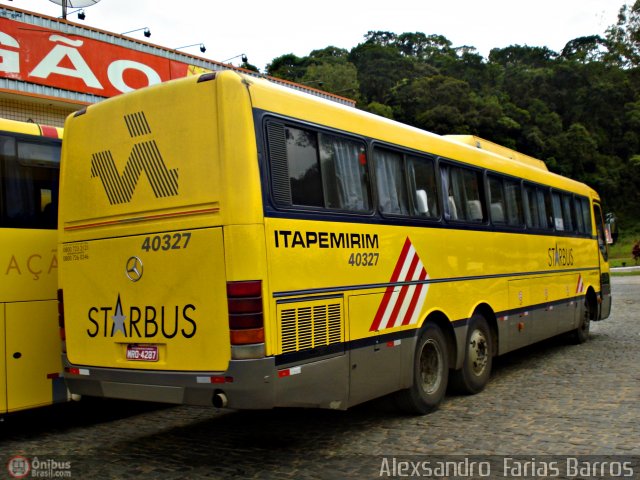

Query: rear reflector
[196,375,234,384]
[278,366,301,378]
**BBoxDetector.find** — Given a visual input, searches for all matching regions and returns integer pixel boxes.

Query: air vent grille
[279,300,342,354]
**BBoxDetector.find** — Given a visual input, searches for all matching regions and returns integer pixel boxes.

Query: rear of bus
[0,119,66,414]
[59,72,277,408]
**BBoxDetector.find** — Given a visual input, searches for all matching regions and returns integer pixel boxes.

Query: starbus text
[548,243,574,267]
[87,297,196,339]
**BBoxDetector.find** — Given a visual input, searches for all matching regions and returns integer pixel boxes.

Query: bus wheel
[395,323,449,414]
[571,296,592,344]
[450,314,493,394]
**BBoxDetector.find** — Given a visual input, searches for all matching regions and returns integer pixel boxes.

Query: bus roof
[444,135,548,171]
[0,118,62,139]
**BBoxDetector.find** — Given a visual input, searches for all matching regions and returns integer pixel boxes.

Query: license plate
[126,344,158,362]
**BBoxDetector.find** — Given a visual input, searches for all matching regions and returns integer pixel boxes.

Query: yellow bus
[0,118,66,415]
[58,71,611,414]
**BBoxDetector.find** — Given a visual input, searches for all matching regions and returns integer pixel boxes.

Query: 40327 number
[348,252,379,267]
[141,232,191,252]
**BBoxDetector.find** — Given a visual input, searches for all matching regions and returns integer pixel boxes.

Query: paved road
[2,277,639,479]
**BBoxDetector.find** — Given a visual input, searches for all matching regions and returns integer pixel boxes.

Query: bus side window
[505,179,523,226]
[407,154,439,219]
[319,133,371,212]
[573,196,585,234]
[374,148,409,215]
[541,189,554,230]
[551,191,564,231]
[488,175,506,224]
[446,164,484,222]
[581,198,592,234]
[268,122,372,213]
[283,125,323,207]
[523,183,540,228]
[561,194,574,232]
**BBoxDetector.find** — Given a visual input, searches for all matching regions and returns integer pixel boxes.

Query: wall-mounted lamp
[122,27,151,38]
[175,43,206,53]
[52,0,100,20]
[222,53,248,64]
[60,8,85,20]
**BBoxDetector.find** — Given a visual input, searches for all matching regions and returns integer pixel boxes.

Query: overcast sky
[1,0,629,71]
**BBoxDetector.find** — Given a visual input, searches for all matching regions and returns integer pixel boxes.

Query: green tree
[301,62,360,102]
[489,45,558,68]
[389,75,476,134]
[307,46,351,65]
[605,0,640,67]
[266,54,308,82]
[561,36,607,63]
[349,40,417,104]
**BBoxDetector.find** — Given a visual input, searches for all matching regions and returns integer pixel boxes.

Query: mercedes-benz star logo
[125,256,144,282]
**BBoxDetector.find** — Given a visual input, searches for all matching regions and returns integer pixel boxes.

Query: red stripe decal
[401,268,428,326]
[387,253,421,327]
[390,237,413,283]
[39,125,59,138]
[64,207,220,231]
[369,237,413,331]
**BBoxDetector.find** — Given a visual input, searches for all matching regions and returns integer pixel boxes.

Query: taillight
[227,280,264,345]
[57,288,66,346]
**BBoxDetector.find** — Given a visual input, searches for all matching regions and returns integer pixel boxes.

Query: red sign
[0,17,196,98]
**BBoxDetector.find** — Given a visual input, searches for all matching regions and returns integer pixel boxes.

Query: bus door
[5,297,64,412]
[592,202,612,320]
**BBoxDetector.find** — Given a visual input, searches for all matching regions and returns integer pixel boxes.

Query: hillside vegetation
[242,2,640,232]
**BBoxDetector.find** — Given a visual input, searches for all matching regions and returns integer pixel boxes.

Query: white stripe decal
[370,238,429,331]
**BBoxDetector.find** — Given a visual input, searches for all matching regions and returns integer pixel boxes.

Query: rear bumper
[63,351,351,410]
[62,354,277,409]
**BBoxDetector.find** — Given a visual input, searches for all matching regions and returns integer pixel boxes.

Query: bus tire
[450,314,493,395]
[395,323,449,415]
[571,296,592,344]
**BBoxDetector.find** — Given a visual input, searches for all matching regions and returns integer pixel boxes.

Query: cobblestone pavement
[1,277,639,479]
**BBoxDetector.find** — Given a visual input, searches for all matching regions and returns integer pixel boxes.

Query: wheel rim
[468,329,488,376]
[419,339,443,395]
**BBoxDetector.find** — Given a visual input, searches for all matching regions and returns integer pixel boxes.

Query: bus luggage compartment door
[62,227,230,372]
